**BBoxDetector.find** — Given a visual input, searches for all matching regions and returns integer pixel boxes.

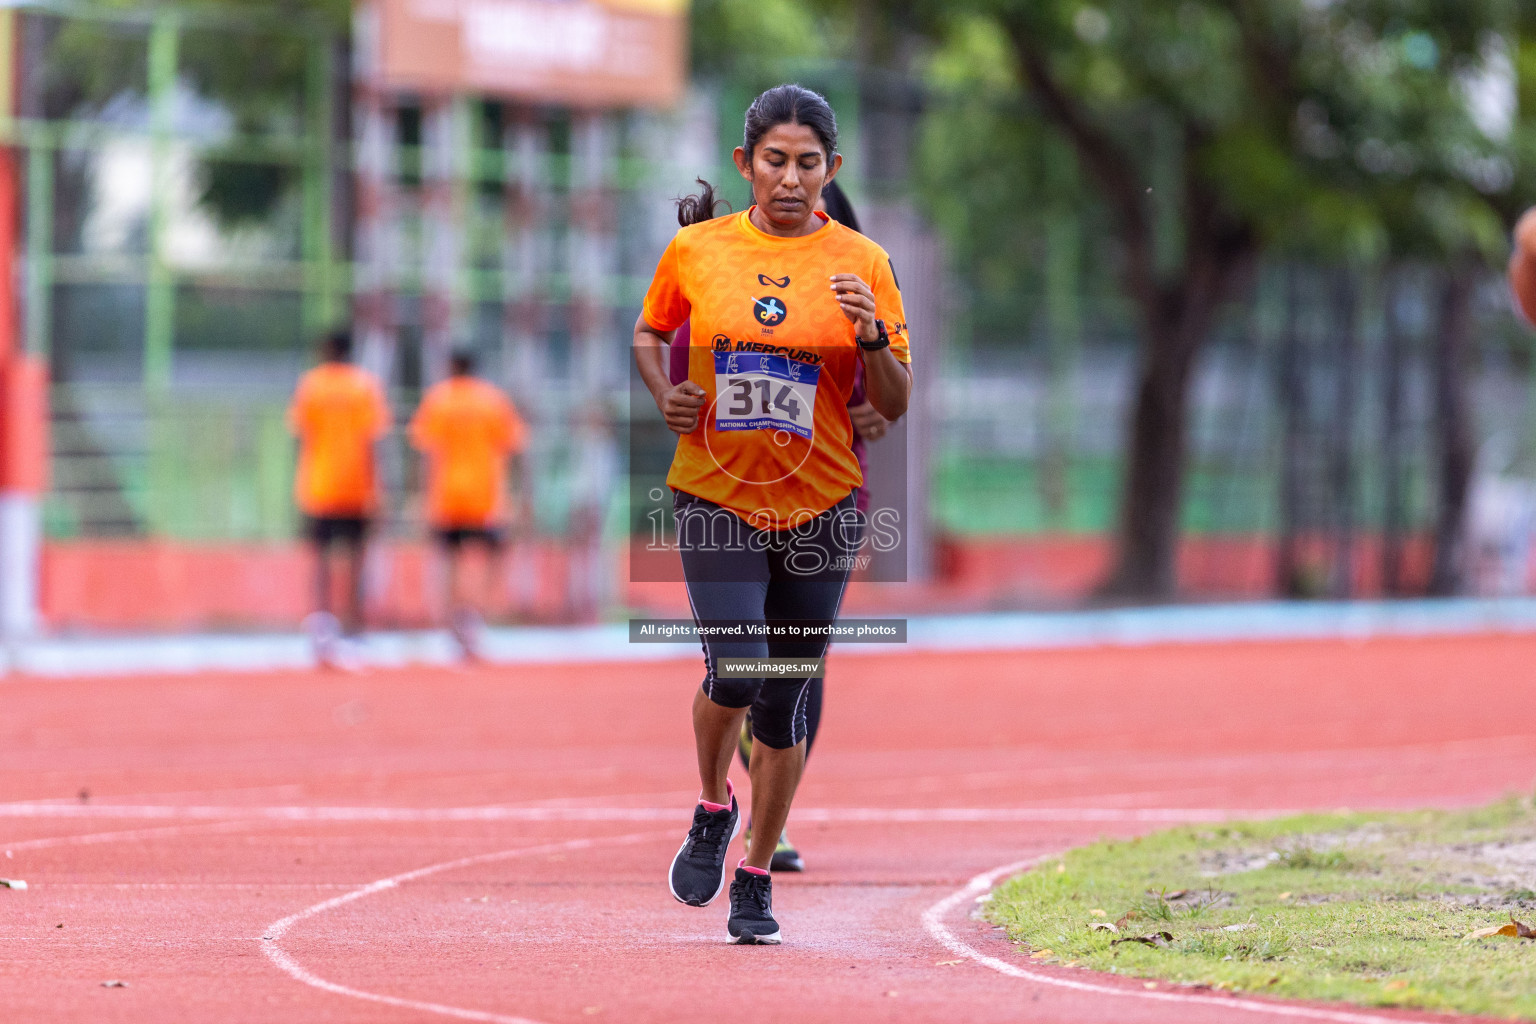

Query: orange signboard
[375,0,688,108]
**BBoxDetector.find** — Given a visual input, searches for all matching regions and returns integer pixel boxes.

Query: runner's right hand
[661,381,707,435]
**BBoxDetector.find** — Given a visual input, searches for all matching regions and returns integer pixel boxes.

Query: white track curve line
[260,829,672,1024]
[922,858,1427,1024]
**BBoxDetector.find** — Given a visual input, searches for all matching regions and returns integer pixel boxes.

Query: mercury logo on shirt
[710,334,822,365]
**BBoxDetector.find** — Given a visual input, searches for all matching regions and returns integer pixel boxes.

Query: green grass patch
[985,796,1536,1018]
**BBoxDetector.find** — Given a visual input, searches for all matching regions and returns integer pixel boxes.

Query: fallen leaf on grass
[1114,910,1141,930]
[1221,923,1254,933]
[101,980,128,988]
[1277,892,1292,901]
[1111,932,1175,948]
[1384,980,1408,991]
[0,878,27,890]
[1029,949,1054,959]
[1089,909,1107,917]
[1464,915,1536,940]
[1147,889,1190,900]
[1090,922,1119,934]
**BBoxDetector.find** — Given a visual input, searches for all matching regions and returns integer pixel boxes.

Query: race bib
[713,351,819,440]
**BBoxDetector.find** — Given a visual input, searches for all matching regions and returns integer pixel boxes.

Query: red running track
[3,634,1535,1023]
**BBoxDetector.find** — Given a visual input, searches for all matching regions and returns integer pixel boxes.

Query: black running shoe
[727,867,781,944]
[769,830,804,873]
[668,793,739,906]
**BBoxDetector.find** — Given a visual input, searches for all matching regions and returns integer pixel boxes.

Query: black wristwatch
[858,319,891,352]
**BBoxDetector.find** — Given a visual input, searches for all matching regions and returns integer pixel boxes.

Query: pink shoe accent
[700,778,734,813]
[736,859,769,877]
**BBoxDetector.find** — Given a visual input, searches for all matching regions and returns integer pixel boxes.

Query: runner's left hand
[830,274,878,343]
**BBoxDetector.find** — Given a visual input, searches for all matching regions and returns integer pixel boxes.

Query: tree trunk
[1327,270,1358,599]
[1427,264,1476,596]
[1096,309,1202,599]
[1379,268,1407,596]
[1097,241,1255,601]
[1275,265,1306,597]
[998,18,1261,601]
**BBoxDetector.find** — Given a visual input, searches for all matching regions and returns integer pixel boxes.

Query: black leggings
[739,680,823,774]
[739,504,868,765]
[675,490,857,750]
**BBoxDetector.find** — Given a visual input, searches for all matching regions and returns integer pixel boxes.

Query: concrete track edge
[5,596,1536,678]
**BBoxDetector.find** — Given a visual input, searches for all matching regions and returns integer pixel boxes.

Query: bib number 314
[713,351,819,441]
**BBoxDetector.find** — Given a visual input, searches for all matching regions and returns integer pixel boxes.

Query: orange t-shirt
[409,376,528,528]
[288,362,390,517]
[642,209,911,529]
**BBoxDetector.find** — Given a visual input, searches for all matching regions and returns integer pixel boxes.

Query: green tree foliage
[690,0,840,76]
[905,0,1534,597]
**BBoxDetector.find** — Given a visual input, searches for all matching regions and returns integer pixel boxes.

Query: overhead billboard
[374,0,688,108]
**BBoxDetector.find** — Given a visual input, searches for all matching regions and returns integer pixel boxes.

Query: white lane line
[260,829,672,1024]
[4,819,261,853]
[0,803,1293,824]
[922,858,1434,1024]
[51,882,370,890]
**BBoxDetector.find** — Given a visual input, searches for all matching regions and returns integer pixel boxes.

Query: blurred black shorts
[434,526,504,551]
[308,515,369,547]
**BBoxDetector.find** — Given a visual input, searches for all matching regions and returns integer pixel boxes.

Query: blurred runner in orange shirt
[288,330,390,662]
[410,351,529,657]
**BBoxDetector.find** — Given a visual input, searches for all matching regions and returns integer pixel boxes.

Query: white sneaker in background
[450,609,486,661]
[327,635,367,674]
[304,611,341,664]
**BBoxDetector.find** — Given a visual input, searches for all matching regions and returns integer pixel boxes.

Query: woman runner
[634,84,912,944]
[662,179,889,874]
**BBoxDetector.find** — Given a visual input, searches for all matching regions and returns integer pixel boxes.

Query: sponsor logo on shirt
[710,334,823,365]
[752,296,788,327]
